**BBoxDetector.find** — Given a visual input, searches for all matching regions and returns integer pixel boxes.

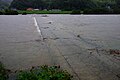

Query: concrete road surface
[0,15,120,80]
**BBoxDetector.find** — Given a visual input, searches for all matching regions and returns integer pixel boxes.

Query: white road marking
[33,17,43,40]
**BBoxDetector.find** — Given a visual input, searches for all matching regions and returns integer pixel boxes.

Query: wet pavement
[0,15,120,80]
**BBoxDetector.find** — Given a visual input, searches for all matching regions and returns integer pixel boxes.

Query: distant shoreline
[0,10,120,15]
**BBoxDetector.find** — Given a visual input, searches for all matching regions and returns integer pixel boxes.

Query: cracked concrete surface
[0,15,120,80]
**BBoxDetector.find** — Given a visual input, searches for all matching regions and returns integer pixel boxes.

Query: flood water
[0,15,120,80]
[47,15,120,49]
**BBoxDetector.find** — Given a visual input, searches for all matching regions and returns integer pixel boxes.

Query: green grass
[18,10,72,14]
[0,64,72,80]
[17,65,72,80]
[0,62,72,80]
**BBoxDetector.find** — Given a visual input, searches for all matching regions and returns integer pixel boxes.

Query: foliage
[0,0,9,9]
[0,62,8,80]
[10,0,97,10]
[71,10,81,14]
[10,0,46,10]
[18,10,72,14]
[113,8,120,14]
[21,12,27,15]
[0,11,4,15]
[71,7,116,14]
[17,65,72,80]
[4,9,18,15]
[1,0,120,14]
[84,8,111,14]
[9,0,120,14]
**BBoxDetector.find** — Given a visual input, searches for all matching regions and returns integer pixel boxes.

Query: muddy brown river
[0,15,120,80]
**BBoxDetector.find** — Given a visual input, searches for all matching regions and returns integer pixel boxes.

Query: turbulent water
[48,15,120,49]
[0,15,120,80]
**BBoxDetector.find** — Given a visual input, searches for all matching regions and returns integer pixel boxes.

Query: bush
[83,8,112,14]
[113,8,120,14]
[22,12,27,15]
[83,9,93,14]
[71,10,81,14]
[4,9,18,15]
[0,11,4,15]
[93,8,109,14]
[0,62,8,80]
[17,65,72,80]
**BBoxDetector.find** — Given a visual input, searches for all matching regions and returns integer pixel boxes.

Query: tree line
[8,0,120,14]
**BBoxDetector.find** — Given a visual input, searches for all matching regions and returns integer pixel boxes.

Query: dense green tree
[0,0,9,9]
[10,0,45,10]
[10,0,97,10]
[115,0,120,8]
[9,0,120,14]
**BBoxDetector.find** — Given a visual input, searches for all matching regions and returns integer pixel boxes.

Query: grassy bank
[18,10,72,14]
[0,62,72,80]
[1,10,120,15]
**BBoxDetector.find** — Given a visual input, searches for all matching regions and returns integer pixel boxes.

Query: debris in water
[109,49,120,55]
[41,15,48,17]
[116,74,120,78]
[35,39,41,42]
[48,21,52,24]
[90,51,92,54]
[43,38,47,40]
[77,35,80,37]
[43,27,49,29]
